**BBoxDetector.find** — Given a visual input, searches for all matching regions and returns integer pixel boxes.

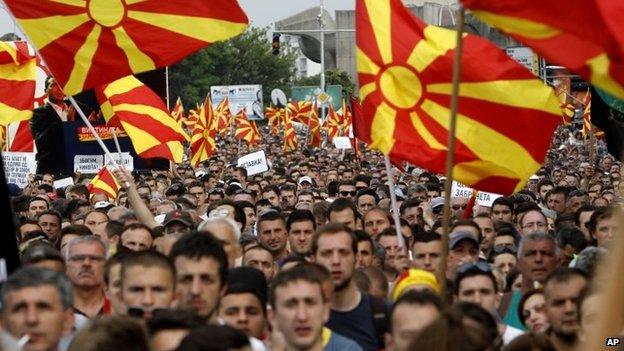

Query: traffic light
[272,34,280,55]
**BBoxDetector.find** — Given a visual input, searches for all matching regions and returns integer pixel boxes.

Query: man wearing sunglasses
[337,181,357,201]
[455,261,524,345]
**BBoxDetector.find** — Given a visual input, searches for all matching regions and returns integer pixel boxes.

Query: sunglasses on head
[493,244,517,254]
[456,261,492,275]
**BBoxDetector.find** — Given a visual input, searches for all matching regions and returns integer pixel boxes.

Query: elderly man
[65,236,107,319]
[198,217,243,268]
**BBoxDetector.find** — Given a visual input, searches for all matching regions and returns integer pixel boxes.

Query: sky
[0,0,355,38]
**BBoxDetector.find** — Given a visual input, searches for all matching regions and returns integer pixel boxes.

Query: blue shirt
[326,292,379,351]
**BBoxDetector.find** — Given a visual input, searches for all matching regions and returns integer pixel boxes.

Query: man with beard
[543,268,588,351]
[312,223,388,351]
[64,236,108,318]
[256,210,289,262]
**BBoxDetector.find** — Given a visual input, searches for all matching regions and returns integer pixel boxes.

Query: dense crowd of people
[1,97,622,351]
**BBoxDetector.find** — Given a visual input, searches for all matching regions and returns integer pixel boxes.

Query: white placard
[237,150,269,176]
[505,46,539,75]
[74,155,104,174]
[104,152,134,171]
[333,137,352,149]
[2,152,36,188]
[451,181,473,198]
[451,181,502,207]
[476,191,503,207]
[53,177,74,189]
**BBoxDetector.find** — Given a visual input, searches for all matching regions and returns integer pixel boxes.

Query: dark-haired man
[169,232,228,323]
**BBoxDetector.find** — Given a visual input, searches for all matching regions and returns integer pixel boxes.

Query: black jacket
[30,103,66,175]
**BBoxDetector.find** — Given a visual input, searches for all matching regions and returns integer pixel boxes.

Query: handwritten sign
[2,152,36,188]
[237,150,269,176]
[74,155,104,174]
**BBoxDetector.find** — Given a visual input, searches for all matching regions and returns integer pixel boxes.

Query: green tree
[292,69,356,98]
[169,27,297,106]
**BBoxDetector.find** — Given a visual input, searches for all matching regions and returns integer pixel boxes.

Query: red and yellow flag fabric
[234,109,261,146]
[190,97,217,166]
[171,96,185,123]
[582,91,592,139]
[287,100,313,125]
[215,97,232,136]
[283,110,298,152]
[88,166,121,200]
[96,75,190,163]
[5,0,249,95]
[0,41,36,125]
[266,106,286,134]
[561,102,575,125]
[339,98,352,135]
[308,102,322,148]
[322,104,342,140]
[356,0,561,194]
[461,0,624,100]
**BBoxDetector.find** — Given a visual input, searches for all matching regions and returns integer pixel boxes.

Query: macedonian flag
[287,100,313,125]
[190,97,217,166]
[96,75,190,163]
[461,0,624,100]
[322,104,342,141]
[283,110,298,152]
[0,41,36,125]
[356,0,561,194]
[234,109,261,146]
[308,102,322,148]
[215,96,232,136]
[88,166,121,200]
[5,0,249,95]
[266,106,286,134]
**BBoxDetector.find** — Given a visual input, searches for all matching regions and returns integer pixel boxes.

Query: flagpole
[384,155,406,251]
[165,66,170,110]
[111,128,123,162]
[439,5,465,294]
[2,4,125,173]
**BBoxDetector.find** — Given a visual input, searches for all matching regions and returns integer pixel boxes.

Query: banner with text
[2,152,36,188]
[211,85,264,120]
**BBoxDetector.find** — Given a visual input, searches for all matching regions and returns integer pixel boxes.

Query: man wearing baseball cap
[446,230,480,280]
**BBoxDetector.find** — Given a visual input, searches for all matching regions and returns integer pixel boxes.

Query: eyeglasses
[340,191,356,197]
[452,204,467,210]
[456,261,492,275]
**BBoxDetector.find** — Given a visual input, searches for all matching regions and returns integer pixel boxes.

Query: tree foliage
[169,27,298,106]
[292,69,356,98]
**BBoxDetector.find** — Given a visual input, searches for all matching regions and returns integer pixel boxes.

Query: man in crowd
[64,236,107,318]
[169,232,228,323]
[0,267,75,351]
[312,223,386,351]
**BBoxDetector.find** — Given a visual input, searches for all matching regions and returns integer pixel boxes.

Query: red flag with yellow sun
[4,0,248,95]
[283,110,298,152]
[287,100,313,125]
[215,97,232,136]
[266,106,286,134]
[308,102,322,148]
[190,97,217,166]
[356,0,561,194]
[234,109,262,146]
[96,76,190,163]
